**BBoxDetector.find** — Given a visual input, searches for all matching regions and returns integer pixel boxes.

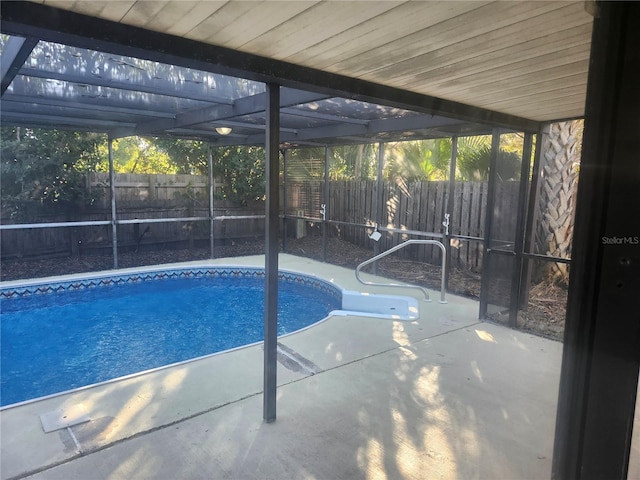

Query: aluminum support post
[282,148,288,252]
[508,133,533,327]
[263,83,280,423]
[478,129,501,318]
[444,136,458,289]
[108,138,118,269]
[208,144,215,259]
[321,146,330,262]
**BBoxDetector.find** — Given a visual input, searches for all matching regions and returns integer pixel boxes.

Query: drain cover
[39,403,91,433]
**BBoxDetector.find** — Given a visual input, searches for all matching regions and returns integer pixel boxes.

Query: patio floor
[1,254,569,479]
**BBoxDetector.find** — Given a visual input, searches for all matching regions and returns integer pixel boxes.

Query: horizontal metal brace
[0,220,111,230]
[117,217,210,225]
[522,252,572,264]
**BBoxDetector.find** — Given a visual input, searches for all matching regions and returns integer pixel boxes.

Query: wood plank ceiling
[35,0,593,124]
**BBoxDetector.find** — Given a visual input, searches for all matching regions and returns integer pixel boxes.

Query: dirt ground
[0,235,567,340]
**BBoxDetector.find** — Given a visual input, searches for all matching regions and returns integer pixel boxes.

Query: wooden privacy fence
[87,172,221,208]
[1,173,262,259]
[2,174,521,269]
[286,180,520,271]
[0,206,265,259]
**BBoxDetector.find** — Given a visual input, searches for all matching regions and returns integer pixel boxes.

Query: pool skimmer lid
[39,403,91,433]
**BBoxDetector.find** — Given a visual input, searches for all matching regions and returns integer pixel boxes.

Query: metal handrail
[355,239,447,303]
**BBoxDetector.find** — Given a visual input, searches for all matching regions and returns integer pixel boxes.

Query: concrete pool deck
[1,254,637,479]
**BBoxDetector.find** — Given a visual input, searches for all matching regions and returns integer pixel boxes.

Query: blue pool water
[0,268,341,407]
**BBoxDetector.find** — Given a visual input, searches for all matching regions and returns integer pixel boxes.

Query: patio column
[264,82,280,423]
[108,137,118,269]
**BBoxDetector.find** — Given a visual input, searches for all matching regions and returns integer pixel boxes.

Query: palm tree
[535,120,582,285]
[384,139,451,181]
[456,144,522,181]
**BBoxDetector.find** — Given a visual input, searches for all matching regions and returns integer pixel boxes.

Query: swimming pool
[0,266,342,408]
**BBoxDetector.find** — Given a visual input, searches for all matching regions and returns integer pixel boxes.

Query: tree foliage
[0,127,271,217]
[380,135,523,182]
[457,144,522,181]
[109,138,266,204]
[329,144,378,180]
[455,135,523,181]
[107,137,177,174]
[150,138,209,175]
[385,139,452,181]
[286,145,378,181]
[212,146,266,204]
[1,124,526,222]
[0,127,106,219]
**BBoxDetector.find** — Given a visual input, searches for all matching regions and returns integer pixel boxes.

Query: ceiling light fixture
[215,127,232,135]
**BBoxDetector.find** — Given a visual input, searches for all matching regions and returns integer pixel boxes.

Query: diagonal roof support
[1,36,38,95]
